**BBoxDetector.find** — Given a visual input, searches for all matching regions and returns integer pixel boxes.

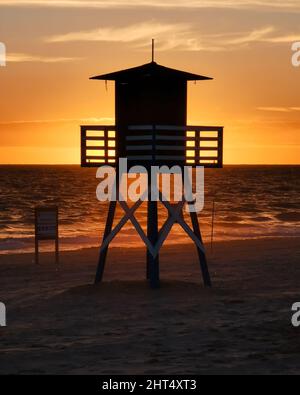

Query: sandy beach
[0,237,300,375]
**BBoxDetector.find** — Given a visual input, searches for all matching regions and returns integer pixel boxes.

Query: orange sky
[0,0,300,164]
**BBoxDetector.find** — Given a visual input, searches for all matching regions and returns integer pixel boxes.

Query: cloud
[7,53,80,63]
[222,26,275,45]
[46,22,299,52]
[169,26,277,51]
[1,0,300,12]
[257,107,300,112]
[264,35,300,43]
[47,21,187,44]
[0,117,114,125]
[186,26,300,50]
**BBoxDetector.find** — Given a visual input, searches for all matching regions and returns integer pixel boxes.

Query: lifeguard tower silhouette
[81,43,223,289]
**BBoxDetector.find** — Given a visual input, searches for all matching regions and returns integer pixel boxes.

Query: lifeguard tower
[81,45,223,288]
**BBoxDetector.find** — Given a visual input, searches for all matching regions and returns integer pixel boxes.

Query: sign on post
[35,206,59,265]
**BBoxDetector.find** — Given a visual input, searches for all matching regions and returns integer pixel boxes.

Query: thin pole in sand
[211,199,216,253]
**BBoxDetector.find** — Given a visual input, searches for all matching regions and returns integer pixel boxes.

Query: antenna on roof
[152,39,155,63]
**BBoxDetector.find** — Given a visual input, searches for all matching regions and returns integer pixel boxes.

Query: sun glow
[0,2,299,164]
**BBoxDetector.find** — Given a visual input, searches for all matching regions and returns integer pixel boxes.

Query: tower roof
[90,61,212,82]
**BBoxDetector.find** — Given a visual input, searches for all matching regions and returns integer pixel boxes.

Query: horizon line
[0,163,300,166]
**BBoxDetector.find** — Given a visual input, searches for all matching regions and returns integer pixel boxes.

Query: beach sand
[0,237,300,375]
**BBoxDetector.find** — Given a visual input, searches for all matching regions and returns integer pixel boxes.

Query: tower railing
[81,125,117,167]
[81,125,223,168]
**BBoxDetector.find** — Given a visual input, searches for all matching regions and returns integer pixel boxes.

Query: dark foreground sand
[0,237,300,375]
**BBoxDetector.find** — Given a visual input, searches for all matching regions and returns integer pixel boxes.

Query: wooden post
[147,184,160,289]
[35,208,39,265]
[146,250,150,280]
[218,127,224,168]
[183,172,212,287]
[95,200,117,284]
[146,178,150,281]
[35,206,59,266]
[55,207,59,265]
[80,126,86,167]
[211,199,216,253]
[55,238,59,265]
[190,211,212,287]
[35,238,39,265]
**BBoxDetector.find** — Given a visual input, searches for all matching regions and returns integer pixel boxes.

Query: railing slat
[81,124,223,168]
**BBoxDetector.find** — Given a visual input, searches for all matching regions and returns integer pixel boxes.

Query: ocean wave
[275,212,300,222]
[1,165,299,254]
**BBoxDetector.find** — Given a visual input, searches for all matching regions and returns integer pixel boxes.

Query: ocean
[0,165,299,254]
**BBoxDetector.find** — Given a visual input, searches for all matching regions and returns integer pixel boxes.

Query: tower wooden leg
[95,200,117,284]
[190,211,212,287]
[147,199,160,289]
[35,239,39,265]
[146,259,150,280]
[146,197,150,281]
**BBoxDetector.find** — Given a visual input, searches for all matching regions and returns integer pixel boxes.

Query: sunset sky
[0,0,299,164]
